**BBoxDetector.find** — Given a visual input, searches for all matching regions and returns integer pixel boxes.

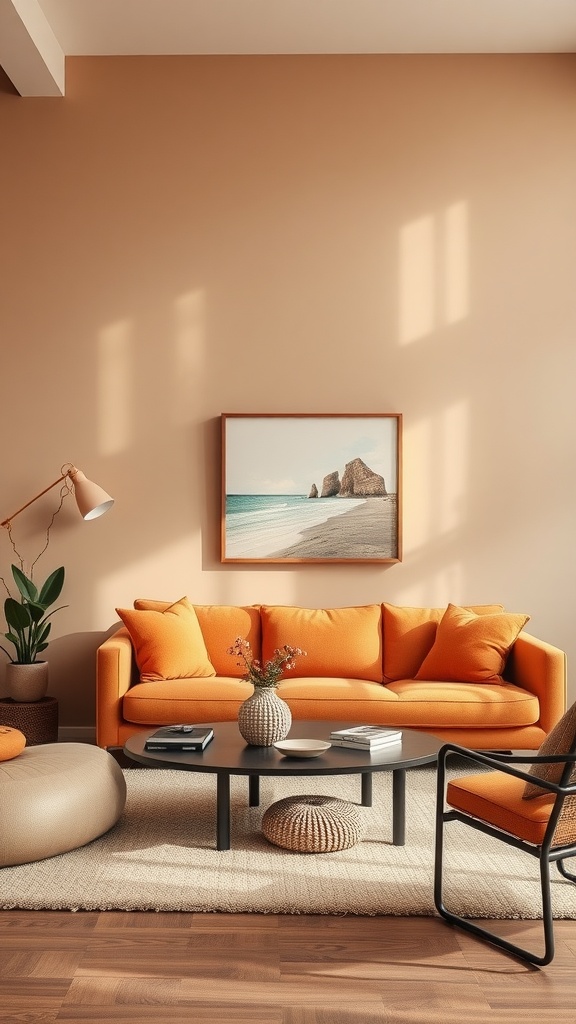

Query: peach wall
[1,54,575,730]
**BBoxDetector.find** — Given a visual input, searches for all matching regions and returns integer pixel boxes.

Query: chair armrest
[96,627,136,749]
[504,631,567,733]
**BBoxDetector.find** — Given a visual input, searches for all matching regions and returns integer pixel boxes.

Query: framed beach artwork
[221,413,402,564]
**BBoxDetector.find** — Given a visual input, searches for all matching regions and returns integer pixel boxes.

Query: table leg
[361,772,372,806]
[216,772,231,851]
[392,768,406,846]
[249,774,260,807]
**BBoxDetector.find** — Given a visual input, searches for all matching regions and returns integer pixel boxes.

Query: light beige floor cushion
[0,742,127,867]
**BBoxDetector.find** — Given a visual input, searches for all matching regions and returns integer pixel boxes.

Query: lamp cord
[1,475,72,594]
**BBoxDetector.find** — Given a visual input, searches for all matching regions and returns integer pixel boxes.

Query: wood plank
[0,909,575,1023]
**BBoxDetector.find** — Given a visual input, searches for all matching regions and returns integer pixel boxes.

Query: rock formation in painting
[308,483,318,498]
[320,471,341,497]
[339,458,386,497]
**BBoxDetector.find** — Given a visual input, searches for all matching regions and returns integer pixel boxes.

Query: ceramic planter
[5,661,49,702]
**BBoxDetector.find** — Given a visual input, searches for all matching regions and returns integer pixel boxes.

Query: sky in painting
[225,416,399,495]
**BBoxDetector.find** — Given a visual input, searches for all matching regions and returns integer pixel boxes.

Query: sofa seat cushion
[123,676,253,725]
[385,679,539,728]
[278,677,399,725]
[278,677,398,702]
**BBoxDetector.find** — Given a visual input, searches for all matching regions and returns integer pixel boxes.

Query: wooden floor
[1,911,575,1023]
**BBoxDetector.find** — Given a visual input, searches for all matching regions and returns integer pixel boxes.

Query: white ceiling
[2,0,576,96]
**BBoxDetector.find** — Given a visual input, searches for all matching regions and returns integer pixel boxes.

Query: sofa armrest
[504,631,567,734]
[96,627,137,749]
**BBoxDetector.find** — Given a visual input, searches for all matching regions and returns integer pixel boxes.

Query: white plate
[274,739,331,758]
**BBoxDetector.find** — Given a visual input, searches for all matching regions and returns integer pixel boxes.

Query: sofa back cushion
[382,603,505,682]
[134,599,261,677]
[414,603,529,683]
[261,605,383,682]
[117,597,216,682]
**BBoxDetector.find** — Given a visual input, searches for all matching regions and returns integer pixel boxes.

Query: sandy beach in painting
[271,495,398,560]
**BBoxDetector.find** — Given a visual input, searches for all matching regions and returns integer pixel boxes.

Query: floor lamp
[1,464,114,575]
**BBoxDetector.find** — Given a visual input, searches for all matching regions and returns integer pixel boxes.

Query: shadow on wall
[0,627,120,729]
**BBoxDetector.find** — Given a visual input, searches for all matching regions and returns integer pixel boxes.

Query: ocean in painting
[225,494,366,559]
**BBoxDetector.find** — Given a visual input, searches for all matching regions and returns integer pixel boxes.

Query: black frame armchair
[434,742,576,966]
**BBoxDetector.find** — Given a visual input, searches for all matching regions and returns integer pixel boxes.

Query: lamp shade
[71,469,114,521]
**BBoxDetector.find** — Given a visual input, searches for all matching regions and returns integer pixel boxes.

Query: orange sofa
[96,600,566,751]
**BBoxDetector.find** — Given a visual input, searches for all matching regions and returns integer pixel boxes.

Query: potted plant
[1,564,66,701]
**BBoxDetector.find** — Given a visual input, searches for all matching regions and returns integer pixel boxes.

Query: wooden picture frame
[221,413,402,564]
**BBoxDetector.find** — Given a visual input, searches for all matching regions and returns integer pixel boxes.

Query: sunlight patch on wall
[399,215,435,344]
[98,319,133,456]
[403,415,433,552]
[173,289,206,424]
[443,201,469,326]
[399,201,469,344]
[438,400,468,535]
[401,401,469,587]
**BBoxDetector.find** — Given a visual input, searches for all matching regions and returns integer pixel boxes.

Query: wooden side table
[0,695,59,745]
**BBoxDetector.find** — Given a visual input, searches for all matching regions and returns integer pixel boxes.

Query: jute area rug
[3,766,576,918]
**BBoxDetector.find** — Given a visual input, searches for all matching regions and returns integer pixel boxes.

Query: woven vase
[237,687,292,746]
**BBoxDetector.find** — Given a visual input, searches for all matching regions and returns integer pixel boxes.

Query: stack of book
[329,725,402,751]
[144,725,214,751]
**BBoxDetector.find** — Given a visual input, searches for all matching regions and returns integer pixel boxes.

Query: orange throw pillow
[134,599,261,677]
[117,597,216,682]
[414,603,529,683]
[382,603,505,681]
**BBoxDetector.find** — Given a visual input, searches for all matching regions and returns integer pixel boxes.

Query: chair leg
[556,858,576,883]
[434,800,556,966]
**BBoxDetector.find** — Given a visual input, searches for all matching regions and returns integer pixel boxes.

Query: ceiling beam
[0,0,64,96]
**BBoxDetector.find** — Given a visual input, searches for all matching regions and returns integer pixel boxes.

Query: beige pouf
[262,794,363,853]
[0,742,127,867]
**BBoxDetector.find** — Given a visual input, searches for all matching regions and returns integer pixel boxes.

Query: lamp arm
[0,473,70,529]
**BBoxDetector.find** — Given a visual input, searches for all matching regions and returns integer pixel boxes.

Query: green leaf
[38,566,65,607]
[35,622,51,645]
[11,565,38,602]
[4,597,31,631]
[36,642,49,654]
[28,602,46,623]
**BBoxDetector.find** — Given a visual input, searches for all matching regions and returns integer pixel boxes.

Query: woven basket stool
[0,742,127,867]
[262,795,363,853]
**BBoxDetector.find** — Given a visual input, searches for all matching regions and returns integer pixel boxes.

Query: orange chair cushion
[261,605,383,682]
[0,725,26,761]
[447,771,553,846]
[134,599,261,677]
[415,603,529,683]
[524,700,576,799]
[116,597,216,682]
[382,603,504,682]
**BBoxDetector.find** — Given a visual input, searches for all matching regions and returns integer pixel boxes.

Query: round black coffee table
[123,721,441,851]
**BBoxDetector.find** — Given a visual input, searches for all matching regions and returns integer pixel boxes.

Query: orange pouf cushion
[0,725,26,761]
